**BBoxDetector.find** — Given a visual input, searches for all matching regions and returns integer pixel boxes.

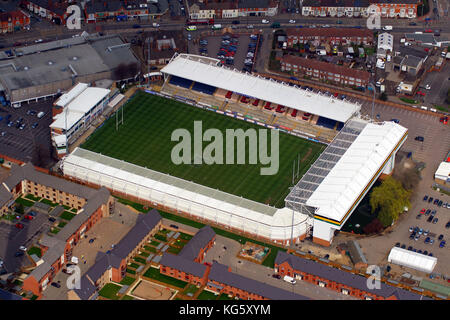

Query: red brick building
[281,55,371,87]
[0,10,30,33]
[70,210,162,300]
[21,0,70,25]
[286,28,374,46]
[275,251,432,300]
[159,225,216,286]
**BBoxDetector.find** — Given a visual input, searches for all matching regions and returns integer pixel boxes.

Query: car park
[416,214,421,219]
[401,244,406,249]
[48,217,56,222]
[428,197,433,203]
[15,251,24,257]
[438,234,444,241]
[395,242,400,247]
[446,222,450,229]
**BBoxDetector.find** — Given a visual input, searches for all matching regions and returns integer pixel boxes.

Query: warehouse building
[0,33,140,105]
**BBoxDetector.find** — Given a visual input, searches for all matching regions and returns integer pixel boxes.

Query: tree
[370,177,411,227]
[379,92,388,101]
[363,218,384,234]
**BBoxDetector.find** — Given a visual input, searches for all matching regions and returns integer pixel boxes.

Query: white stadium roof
[388,247,437,273]
[63,148,311,241]
[306,119,408,223]
[161,53,361,123]
[50,86,110,130]
[55,83,89,108]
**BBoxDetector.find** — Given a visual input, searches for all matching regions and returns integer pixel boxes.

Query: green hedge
[15,197,35,207]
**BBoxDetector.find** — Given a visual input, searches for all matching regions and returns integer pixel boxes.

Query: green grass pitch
[81,91,325,208]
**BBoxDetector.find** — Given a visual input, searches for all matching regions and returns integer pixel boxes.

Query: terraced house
[20,0,70,25]
[69,210,162,300]
[301,0,420,18]
[275,251,432,300]
[286,28,374,46]
[0,9,30,33]
[84,0,169,23]
[280,55,371,87]
[1,163,115,297]
[188,0,277,19]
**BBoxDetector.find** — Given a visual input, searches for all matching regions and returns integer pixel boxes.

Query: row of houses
[274,251,433,300]
[301,0,420,19]
[158,226,308,300]
[286,28,375,47]
[0,162,114,297]
[20,0,169,25]
[70,209,163,300]
[188,0,278,20]
[0,8,30,34]
[280,54,371,87]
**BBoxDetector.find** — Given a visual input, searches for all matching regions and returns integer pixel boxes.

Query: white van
[382,25,393,31]
[37,111,45,118]
[283,275,296,284]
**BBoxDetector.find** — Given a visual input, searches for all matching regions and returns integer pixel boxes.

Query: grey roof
[32,201,52,212]
[179,226,215,261]
[404,33,437,45]
[160,253,207,278]
[29,241,65,281]
[209,262,309,300]
[4,163,97,199]
[346,240,367,265]
[0,288,23,300]
[73,276,97,300]
[0,184,13,207]
[275,251,431,300]
[55,187,111,242]
[0,34,140,92]
[110,209,162,265]
[84,252,121,283]
[402,55,423,68]
[39,234,64,248]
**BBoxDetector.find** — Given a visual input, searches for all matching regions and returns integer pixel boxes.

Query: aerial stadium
[62,53,408,246]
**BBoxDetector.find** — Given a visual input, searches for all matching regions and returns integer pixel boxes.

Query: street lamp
[368,82,376,121]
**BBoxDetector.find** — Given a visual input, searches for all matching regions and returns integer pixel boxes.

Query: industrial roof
[306,120,408,223]
[161,53,361,123]
[50,86,110,130]
[388,247,437,274]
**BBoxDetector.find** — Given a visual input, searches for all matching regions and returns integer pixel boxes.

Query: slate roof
[0,288,23,300]
[275,251,431,300]
[179,225,215,261]
[160,253,207,278]
[209,262,309,300]
[73,276,97,300]
[0,184,13,208]
[110,209,162,265]
[4,163,96,199]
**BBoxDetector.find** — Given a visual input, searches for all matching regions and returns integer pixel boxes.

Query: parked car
[51,282,61,288]
[439,240,446,248]
[19,246,27,251]
[15,223,24,229]
[15,251,24,257]
[428,197,433,203]
[438,234,444,241]
[272,274,281,279]
[48,217,56,222]
[423,195,428,201]
[432,218,438,224]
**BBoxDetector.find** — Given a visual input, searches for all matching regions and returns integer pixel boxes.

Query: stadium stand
[316,116,338,129]
[169,76,193,89]
[191,82,217,95]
